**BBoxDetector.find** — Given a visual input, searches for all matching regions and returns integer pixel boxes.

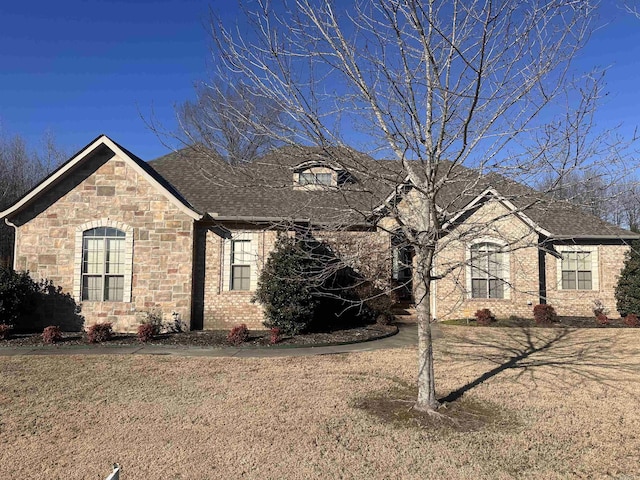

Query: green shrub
[615,241,640,317]
[254,236,319,335]
[0,267,40,329]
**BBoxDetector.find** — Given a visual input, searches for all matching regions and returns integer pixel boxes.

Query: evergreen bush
[254,236,319,335]
[615,241,640,316]
[0,267,40,329]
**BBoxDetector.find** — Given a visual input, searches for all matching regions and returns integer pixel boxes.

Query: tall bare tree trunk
[414,247,439,412]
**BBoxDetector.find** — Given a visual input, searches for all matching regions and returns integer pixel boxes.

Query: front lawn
[1,326,639,479]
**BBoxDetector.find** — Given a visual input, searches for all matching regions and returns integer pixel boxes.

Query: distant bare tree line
[537,168,640,232]
[0,130,66,266]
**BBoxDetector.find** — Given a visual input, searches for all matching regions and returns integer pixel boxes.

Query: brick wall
[431,199,630,320]
[10,149,195,332]
[197,225,278,330]
[433,200,541,320]
[545,244,629,317]
[196,226,389,330]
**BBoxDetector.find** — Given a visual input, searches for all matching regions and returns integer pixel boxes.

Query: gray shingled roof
[149,145,405,226]
[148,145,637,238]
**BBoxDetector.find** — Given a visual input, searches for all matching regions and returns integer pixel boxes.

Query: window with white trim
[558,248,597,290]
[81,227,125,301]
[231,239,251,291]
[299,171,333,186]
[223,232,259,291]
[470,242,507,299]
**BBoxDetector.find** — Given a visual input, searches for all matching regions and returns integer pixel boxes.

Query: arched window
[81,227,126,301]
[470,242,506,299]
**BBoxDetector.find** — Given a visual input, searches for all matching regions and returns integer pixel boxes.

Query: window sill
[467,297,511,302]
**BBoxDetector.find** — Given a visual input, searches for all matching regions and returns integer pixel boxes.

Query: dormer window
[293,156,357,189]
[299,171,333,186]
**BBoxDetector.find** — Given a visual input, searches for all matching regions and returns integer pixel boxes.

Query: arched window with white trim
[74,220,133,302]
[82,227,126,301]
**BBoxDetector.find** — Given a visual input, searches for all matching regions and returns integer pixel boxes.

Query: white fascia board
[442,187,550,237]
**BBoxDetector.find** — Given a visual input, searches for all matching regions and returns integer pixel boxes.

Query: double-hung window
[81,227,125,301]
[561,251,592,290]
[470,242,506,299]
[231,239,251,291]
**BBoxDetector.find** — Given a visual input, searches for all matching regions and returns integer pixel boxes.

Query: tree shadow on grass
[437,326,640,404]
[358,326,640,431]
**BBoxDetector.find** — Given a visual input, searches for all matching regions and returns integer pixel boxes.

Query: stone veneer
[10,149,195,332]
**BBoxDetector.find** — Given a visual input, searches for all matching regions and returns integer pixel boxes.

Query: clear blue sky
[1,1,640,161]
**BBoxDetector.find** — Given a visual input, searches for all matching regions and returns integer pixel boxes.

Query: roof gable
[0,135,203,221]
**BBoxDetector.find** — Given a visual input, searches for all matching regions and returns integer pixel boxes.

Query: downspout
[4,218,18,270]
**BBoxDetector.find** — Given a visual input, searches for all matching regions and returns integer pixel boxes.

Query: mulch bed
[0,324,398,348]
[443,316,639,328]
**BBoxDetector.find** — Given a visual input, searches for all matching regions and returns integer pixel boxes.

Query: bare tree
[193,0,623,412]
[0,130,66,266]
[178,81,287,164]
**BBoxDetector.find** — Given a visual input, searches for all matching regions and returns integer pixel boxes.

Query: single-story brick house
[1,135,637,331]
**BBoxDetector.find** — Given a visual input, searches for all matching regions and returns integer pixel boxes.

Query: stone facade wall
[11,150,195,332]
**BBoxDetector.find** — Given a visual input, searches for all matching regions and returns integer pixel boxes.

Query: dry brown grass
[1,326,640,479]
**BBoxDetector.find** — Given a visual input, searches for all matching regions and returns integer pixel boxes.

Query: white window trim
[465,238,511,300]
[222,231,259,291]
[293,166,338,189]
[74,219,134,302]
[556,245,599,291]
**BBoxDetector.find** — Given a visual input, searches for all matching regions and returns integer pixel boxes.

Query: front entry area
[392,233,414,301]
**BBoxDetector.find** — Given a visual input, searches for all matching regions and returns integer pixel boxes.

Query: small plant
[624,313,639,327]
[0,323,12,340]
[137,323,158,343]
[474,308,495,325]
[227,324,249,345]
[533,304,557,324]
[269,327,281,345]
[87,322,113,343]
[42,325,62,344]
[596,313,610,326]
[592,299,609,317]
[167,311,186,333]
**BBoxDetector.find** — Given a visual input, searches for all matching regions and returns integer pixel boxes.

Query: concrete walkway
[0,323,421,358]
